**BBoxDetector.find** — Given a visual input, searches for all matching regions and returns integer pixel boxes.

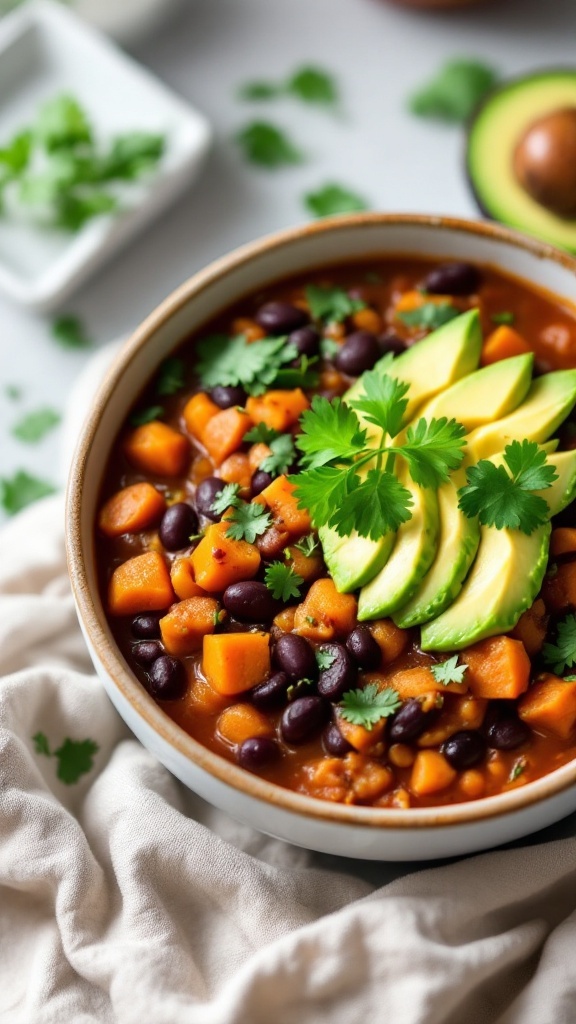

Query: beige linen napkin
[2,351,576,1024]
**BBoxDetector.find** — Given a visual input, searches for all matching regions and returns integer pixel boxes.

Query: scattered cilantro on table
[305,284,366,323]
[238,65,339,109]
[5,384,22,401]
[408,59,498,123]
[235,121,304,167]
[156,357,185,396]
[430,656,468,686]
[304,183,369,218]
[397,302,459,330]
[339,683,401,730]
[129,405,164,427]
[51,315,92,349]
[458,440,557,534]
[264,561,303,601]
[0,470,56,515]
[543,614,576,675]
[11,407,61,444]
[32,731,99,784]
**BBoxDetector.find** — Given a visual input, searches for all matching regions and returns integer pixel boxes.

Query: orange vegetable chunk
[481,325,532,367]
[98,482,166,537]
[202,407,252,465]
[183,392,220,441]
[246,388,309,432]
[370,619,408,664]
[203,632,271,695]
[123,421,189,476]
[519,674,576,739]
[294,578,358,640]
[461,636,530,699]
[511,598,548,657]
[108,551,174,616]
[336,712,386,754]
[410,750,456,796]
[160,596,219,656]
[258,474,311,538]
[217,703,273,746]
[372,665,467,699]
[219,452,252,489]
[190,521,261,591]
[286,543,324,583]
[542,561,576,612]
[551,528,576,558]
[170,557,205,600]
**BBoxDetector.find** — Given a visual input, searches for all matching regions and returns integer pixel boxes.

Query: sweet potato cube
[551,528,576,558]
[201,408,252,465]
[108,551,174,616]
[410,750,456,796]
[542,561,576,612]
[258,475,311,538]
[373,666,467,699]
[98,482,166,537]
[123,421,189,476]
[217,703,273,746]
[370,619,408,664]
[519,674,576,739]
[219,452,252,489]
[294,578,357,640]
[481,326,532,367]
[336,712,386,754]
[510,599,548,657]
[160,596,219,656]
[203,632,271,695]
[246,388,309,432]
[170,557,205,600]
[461,636,530,699]
[190,522,260,591]
[183,392,220,442]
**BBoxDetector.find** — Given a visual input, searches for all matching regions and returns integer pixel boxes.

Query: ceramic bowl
[66,214,576,861]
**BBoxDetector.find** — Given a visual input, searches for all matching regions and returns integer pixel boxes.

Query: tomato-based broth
[96,256,576,809]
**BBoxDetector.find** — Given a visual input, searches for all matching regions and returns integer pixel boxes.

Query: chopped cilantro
[305,284,366,323]
[129,405,164,427]
[224,502,272,543]
[238,81,282,101]
[11,407,60,444]
[320,337,341,360]
[211,482,242,517]
[458,440,557,534]
[100,132,165,180]
[430,656,467,686]
[33,729,98,783]
[156,357,185,396]
[339,683,401,730]
[36,94,92,151]
[5,384,22,401]
[264,560,304,601]
[259,433,296,477]
[316,648,336,671]
[294,534,320,558]
[397,302,459,330]
[238,65,338,108]
[543,614,576,675]
[509,755,528,782]
[235,121,304,167]
[304,182,369,218]
[195,333,302,395]
[491,311,515,326]
[0,470,56,515]
[51,314,92,349]
[408,58,498,122]
[32,731,51,756]
[244,423,281,445]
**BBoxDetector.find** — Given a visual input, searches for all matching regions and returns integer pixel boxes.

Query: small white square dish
[0,0,211,311]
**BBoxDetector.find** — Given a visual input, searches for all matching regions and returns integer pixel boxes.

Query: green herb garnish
[543,614,576,675]
[458,440,557,535]
[294,534,320,558]
[0,470,56,515]
[211,483,242,517]
[397,302,459,330]
[11,407,60,443]
[339,683,401,730]
[244,423,280,445]
[320,337,341,360]
[316,649,336,671]
[430,656,468,686]
[51,314,92,349]
[264,561,304,601]
[156,357,185,396]
[304,182,369,218]
[235,121,304,167]
[491,311,515,326]
[306,284,366,323]
[32,731,99,784]
[129,405,164,427]
[408,59,498,122]
[239,65,338,108]
[224,502,272,543]
[196,333,306,396]
[259,434,297,477]
[5,384,22,401]
[509,755,528,783]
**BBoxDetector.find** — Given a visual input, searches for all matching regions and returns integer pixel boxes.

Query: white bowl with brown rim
[66,213,576,860]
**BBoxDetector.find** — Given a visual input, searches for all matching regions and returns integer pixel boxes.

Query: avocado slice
[357,475,439,620]
[420,523,551,651]
[413,353,533,433]
[467,71,576,253]
[319,526,395,593]
[540,449,576,516]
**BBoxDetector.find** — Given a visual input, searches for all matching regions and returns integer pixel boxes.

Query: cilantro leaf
[503,439,558,492]
[294,534,320,557]
[349,370,409,438]
[244,423,281,445]
[260,434,296,477]
[51,315,92,349]
[458,442,555,534]
[36,94,93,151]
[430,656,468,686]
[305,182,368,218]
[156,357,185,396]
[320,337,341,360]
[32,731,51,756]
[287,66,339,106]
[0,470,56,515]
[399,417,467,488]
[211,483,242,517]
[11,407,60,444]
[0,130,32,177]
[408,59,498,123]
[339,683,401,730]
[491,311,515,326]
[271,354,320,392]
[264,561,304,601]
[509,755,528,782]
[238,80,282,101]
[195,334,291,393]
[543,614,576,675]
[291,465,356,532]
[397,302,459,330]
[306,284,367,323]
[235,121,304,167]
[316,649,336,671]
[101,132,165,180]
[5,384,22,401]
[129,405,164,427]
[296,396,367,469]
[224,502,272,543]
[54,737,99,784]
[329,468,414,540]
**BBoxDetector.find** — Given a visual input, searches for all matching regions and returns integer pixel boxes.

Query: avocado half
[466,69,576,253]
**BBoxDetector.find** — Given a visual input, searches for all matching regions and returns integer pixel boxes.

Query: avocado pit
[513,107,576,218]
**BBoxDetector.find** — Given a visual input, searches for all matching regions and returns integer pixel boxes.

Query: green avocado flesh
[319,526,395,593]
[467,71,576,252]
[414,353,533,433]
[537,449,576,516]
[420,523,551,651]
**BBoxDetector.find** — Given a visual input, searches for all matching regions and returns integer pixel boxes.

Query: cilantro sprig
[239,66,339,109]
[32,731,99,784]
[305,183,369,218]
[211,483,242,517]
[397,303,459,330]
[306,284,366,323]
[430,656,467,686]
[264,561,304,601]
[11,407,60,443]
[543,614,576,675]
[458,440,557,535]
[408,59,498,123]
[235,122,304,167]
[1,470,56,515]
[339,683,401,730]
[224,502,272,543]
[244,426,296,478]
[196,333,314,396]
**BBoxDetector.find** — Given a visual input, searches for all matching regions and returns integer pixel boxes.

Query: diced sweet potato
[231,316,265,342]
[98,482,166,537]
[190,522,261,591]
[203,632,271,695]
[248,442,272,472]
[258,475,312,539]
[219,452,252,489]
[461,636,530,699]
[273,606,297,632]
[551,528,576,558]
[108,551,174,616]
[336,711,386,754]
[246,388,309,432]
[202,408,252,465]
[170,557,205,600]
[160,596,219,656]
[187,676,228,715]
[542,561,576,612]
[286,544,324,583]
[372,666,467,699]
[217,703,273,746]
[481,325,532,367]
[370,619,409,664]
[511,598,548,657]
[123,421,190,477]
[519,674,576,739]
[410,750,456,796]
[182,392,220,442]
[294,578,358,640]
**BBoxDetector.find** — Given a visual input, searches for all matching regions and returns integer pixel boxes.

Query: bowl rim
[66,211,576,831]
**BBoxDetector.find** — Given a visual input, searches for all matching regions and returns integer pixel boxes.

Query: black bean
[238,736,278,770]
[487,716,531,751]
[131,613,162,639]
[288,326,320,357]
[281,696,329,744]
[251,469,273,496]
[388,699,429,743]
[210,385,247,409]
[133,641,162,666]
[195,477,225,520]
[346,626,381,670]
[322,721,353,756]
[317,643,357,700]
[336,331,380,376]
[423,261,481,296]
[379,331,406,357]
[149,656,186,700]
[159,502,198,551]
[252,671,290,710]
[443,730,487,770]
[273,634,318,681]
[255,301,309,335]
[223,581,281,622]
